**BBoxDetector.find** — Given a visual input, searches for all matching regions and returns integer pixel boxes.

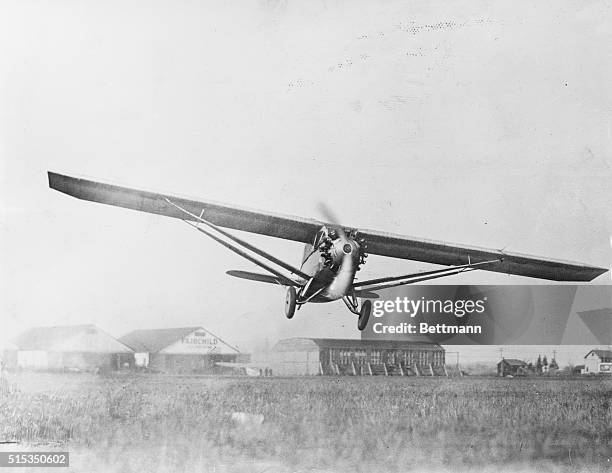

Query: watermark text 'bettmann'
[371,297,486,335]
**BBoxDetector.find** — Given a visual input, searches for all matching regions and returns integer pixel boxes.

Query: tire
[358,300,371,331]
[285,286,297,319]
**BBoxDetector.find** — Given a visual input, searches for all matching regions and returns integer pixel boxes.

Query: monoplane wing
[48,171,321,243]
[357,228,607,282]
[48,171,607,282]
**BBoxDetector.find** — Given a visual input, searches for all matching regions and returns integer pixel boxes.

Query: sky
[1,0,611,361]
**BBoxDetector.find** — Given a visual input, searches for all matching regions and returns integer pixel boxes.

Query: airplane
[48,171,608,331]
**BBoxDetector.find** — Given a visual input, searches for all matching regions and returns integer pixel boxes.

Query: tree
[542,355,548,367]
[536,355,543,374]
[549,358,559,370]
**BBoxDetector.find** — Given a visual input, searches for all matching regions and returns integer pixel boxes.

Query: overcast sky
[1,0,610,356]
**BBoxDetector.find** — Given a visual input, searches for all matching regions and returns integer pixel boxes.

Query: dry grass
[0,373,610,472]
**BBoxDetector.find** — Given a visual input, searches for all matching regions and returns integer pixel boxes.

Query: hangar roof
[120,327,200,352]
[120,327,240,354]
[13,325,133,353]
[273,338,444,352]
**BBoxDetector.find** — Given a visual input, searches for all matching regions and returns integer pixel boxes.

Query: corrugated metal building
[271,338,446,376]
[7,325,133,371]
[119,327,248,374]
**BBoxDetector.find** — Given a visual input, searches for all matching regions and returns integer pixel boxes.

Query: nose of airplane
[331,238,360,264]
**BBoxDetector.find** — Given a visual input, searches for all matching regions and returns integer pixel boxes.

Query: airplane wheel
[358,300,371,331]
[285,286,297,319]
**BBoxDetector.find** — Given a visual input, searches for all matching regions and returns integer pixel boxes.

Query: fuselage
[299,227,363,302]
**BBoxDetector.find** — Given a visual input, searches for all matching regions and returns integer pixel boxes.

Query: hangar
[7,324,133,371]
[119,326,248,374]
[271,338,447,376]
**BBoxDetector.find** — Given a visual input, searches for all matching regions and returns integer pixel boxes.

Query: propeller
[316,202,368,270]
[316,202,347,240]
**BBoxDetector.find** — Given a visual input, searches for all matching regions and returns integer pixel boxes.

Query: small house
[497,358,528,377]
[583,349,612,374]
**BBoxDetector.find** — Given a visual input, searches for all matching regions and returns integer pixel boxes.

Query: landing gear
[358,300,371,331]
[342,294,371,331]
[285,286,297,319]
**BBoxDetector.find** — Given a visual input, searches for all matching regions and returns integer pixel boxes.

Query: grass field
[0,373,610,472]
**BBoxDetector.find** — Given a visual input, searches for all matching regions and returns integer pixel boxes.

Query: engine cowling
[318,227,367,270]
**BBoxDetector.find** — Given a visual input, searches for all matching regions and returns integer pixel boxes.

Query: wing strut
[166,198,305,288]
[353,259,501,292]
[165,198,311,280]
